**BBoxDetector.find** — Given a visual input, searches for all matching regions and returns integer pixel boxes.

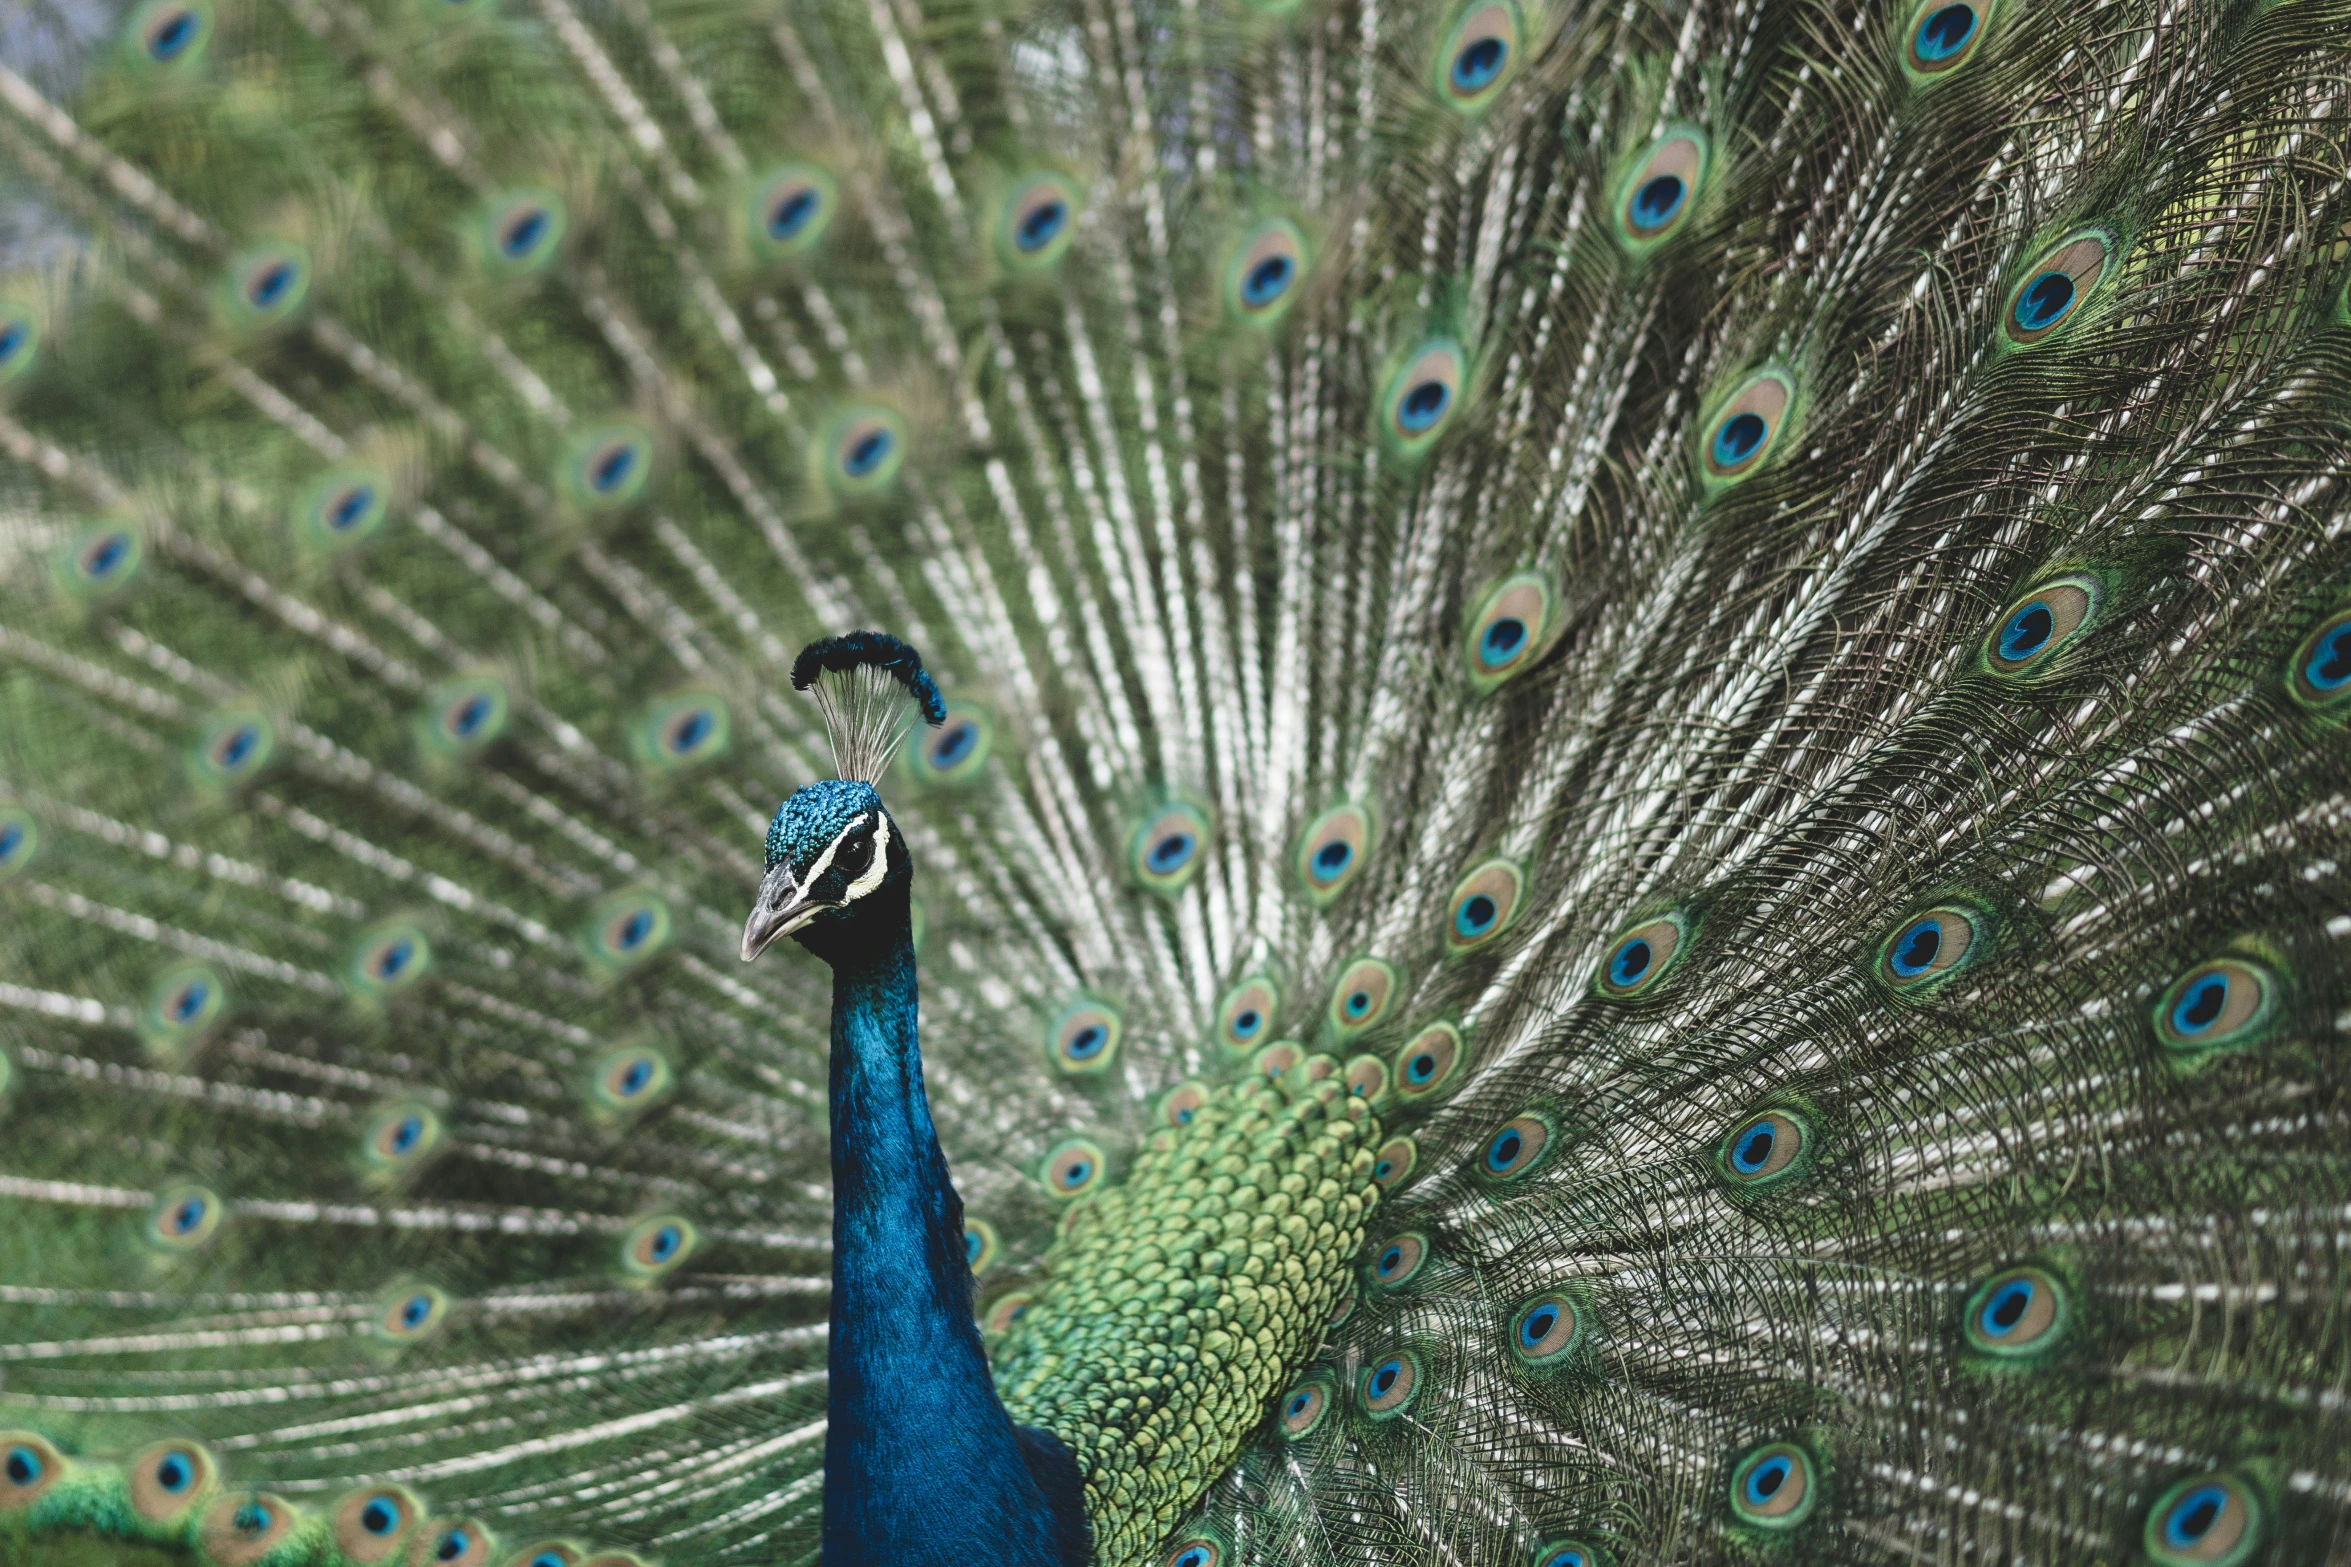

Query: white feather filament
[807,662,915,783]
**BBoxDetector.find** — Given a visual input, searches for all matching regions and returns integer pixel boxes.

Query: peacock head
[742,778,910,963]
[740,631,944,968]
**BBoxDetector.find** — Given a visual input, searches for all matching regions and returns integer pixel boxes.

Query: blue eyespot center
[1312,841,1353,879]
[502,209,549,257]
[2305,623,2351,690]
[1456,894,1498,937]
[1914,2,1976,59]
[1631,173,1687,229]
[0,824,19,862]
[217,726,259,770]
[1062,1160,1091,1186]
[1016,201,1068,252]
[651,1225,680,1260]
[621,1059,652,1094]
[590,444,639,493]
[362,1499,398,1535]
[86,533,131,576]
[391,1115,422,1153]
[1287,1393,1310,1416]
[5,1446,40,1486]
[670,710,714,753]
[379,940,415,980]
[1369,1360,1401,1395]
[1232,1007,1263,1038]
[172,981,211,1022]
[1173,1551,1211,1567]
[451,695,492,736]
[249,264,295,309]
[1243,255,1294,307]
[1541,1552,1590,1567]
[1609,938,1652,987]
[1407,1052,1436,1082]
[2171,973,2228,1034]
[1981,1278,2033,1335]
[1149,832,1196,873]
[1345,990,1372,1018]
[1450,36,1506,92]
[2013,271,2076,332]
[1745,1454,1791,1504]
[1712,411,1767,466]
[234,1502,272,1535]
[1372,1158,1394,1180]
[1398,379,1451,433]
[1487,1129,1523,1171]
[156,1454,191,1491]
[933,722,977,766]
[1891,919,1941,976]
[1732,1121,1776,1173]
[1479,616,1527,666]
[1379,1245,1403,1273]
[173,1196,206,1232]
[0,323,22,362]
[2163,1486,2227,1548]
[150,9,197,59]
[1999,601,2053,661]
[401,1293,432,1328]
[771,189,819,239]
[844,429,894,477]
[618,910,653,949]
[328,485,376,530]
[1068,1025,1106,1059]
[1519,1304,1557,1346]
[437,1528,470,1560]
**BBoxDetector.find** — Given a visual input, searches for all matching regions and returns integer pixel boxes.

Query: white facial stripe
[842,814,891,904]
[798,812,865,890]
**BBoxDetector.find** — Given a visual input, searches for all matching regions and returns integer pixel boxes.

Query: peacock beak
[741,862,831,961]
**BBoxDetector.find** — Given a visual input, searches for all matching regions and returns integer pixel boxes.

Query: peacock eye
[2153,956,2277,1055]
[963,1218,999,1272]
[0,809,38,879]
[1382,339,1465,451]
[1481,1114,1550,1179]
[1162,1541,1220,1567]
[1277,1379,1330,1438]
[1050,1002,1122,1074]
[1963,1264,2067,1357]
[621,1215,697,1278]
[2291,608,2351,707]
[1158,1081,1208,1127]
[1371,1135,1417,1190]
[1000,174,1083,266]
[1596,913,1687,998]
[1368,1232,1427,1288]
[1984,577,2097,674]
[1718,1110,1807,1188]
[2142,1472,2263,1567]
[1617,129,1707,249]
[1393,1022,1464,1101]
[1359,1352,1420,1416]
[1043,1137,1107,1199]
[0,1433,61,1505]
[1511,1292,1581,1362]
[2005,233,2109,345]
[1226,219,1309,321]
[1906,0,1984,72]
[378,1284,449,1341]
[1878,905,1983,990]
[1327,957,1397,1038]
[1216,976,1282,1052]
[1433,0,1519,109]
[1295,802,1374,901]
[1445,859,1524,951]
[1536,1543,1600,1567]
[1729,1442,1817,1527]
[128,1440,214,1521]
[1702,370,1794,481]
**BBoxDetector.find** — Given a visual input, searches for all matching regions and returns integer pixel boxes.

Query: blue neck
[821,914,1087,1567]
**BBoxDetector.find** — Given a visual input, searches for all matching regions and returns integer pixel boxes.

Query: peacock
[0,0,2348,1555]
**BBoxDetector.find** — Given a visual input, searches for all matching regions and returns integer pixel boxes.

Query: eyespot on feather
[1445,859,1524,952]
[1700,370,1794,482]
[818,406,910,499]
[1367,1232,1427,1288]
[1131,803,1211,894]
[2153,956,2278,1055]
[127,1441,215,1522]
[1962,1265,2068,1358]
[1252,1041,1304,1080]
[1596,913,1688,999]
[504,1543,584,1567]
[907,702,991,784]
[362,1103,442,1172]
[1295,802,1374,902]
[2142,1472,2264,1567]
[636,694,731,771]
[349,924,431,998]
[1510,1291,1582,1363]
[290,465,390,553]
[1214,976,1282,1054]
[620,1216,697,1279]
[981,1290,1036,1336]
[55,521,144,601]
[1158,1080,1210,1128]
[1343,1054,1388,1102]
[1717,1109,1808,1189]
[1380,339,1466,454]
[1358,1351,1421,1417]
[745,165,837,261]
[998,174,1083,268]
[1465,572,1554,688]
[1327,957,1397,1040]
[1728,1443,1817,1528]
[1393,1022,1465,1101]
[1162,1540,1221,1567]
[377,1284,450,1343]
[1876,905,1984,992]
[222,244,312,331]
[1479,1113,1551,1180]
[1982,576,2098,675]
[0,305,37,387]
[2004,232,2109,345]
[557,421,656,512]
[584,893,672,970]
[1616,130,1706,249]
[192,710,275,788]
[963,1218,999,1273]
[2288,607,2351,709]
[1903,0,1995,76]
[1049,1001,1122,1075]
[1431,0,1521,110]
[332,1485,421,1563]
[0,1433,64,1511]
[201,1493,300,1566]
[419,676,512,758]
[0,807,38,882]
[125,0,213,70]
[1276,1377,1333,1439]
[1224,219,1309,322]
[143,964,227,1053]
[590,1044,673,1114]
[478,189,566,277]
[1533,1540,1607,1567]
[416,1518,495,1567]
[1042,1137,1108,1199]
[1370,1135,1417,1190]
